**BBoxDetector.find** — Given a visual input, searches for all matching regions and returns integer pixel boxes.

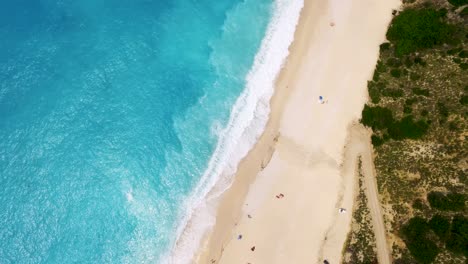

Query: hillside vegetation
[360,1,467,263]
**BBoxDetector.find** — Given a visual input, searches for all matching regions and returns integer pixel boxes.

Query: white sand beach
[195,0,400,263]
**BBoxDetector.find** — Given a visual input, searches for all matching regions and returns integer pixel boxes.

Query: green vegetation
[461,7,468,17]
[363,1,467,263]
[362,105,394,130]
[447,47,463,55]
[343,161,378,264]
[361,106,428,141]
[380,42,391,52]
[460,95,468,105]
[412,87,430,96]
[446,215,468,256]
[401,217,439,263]
[459,50,468,58]
[382,88,403,98]
[371,134,384,146]
[387,115,429,140]
[402,214,468,262]
[414,56,426,66]
[387,57,402,67]
[448,0,468,7]
[390,68,401,77]
[429,214,451,241]
[428,192,466,211]
[386,8,455,56]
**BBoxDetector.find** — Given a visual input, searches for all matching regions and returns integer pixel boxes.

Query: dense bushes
[460,95,468,105]
[448,0,468,7]
[429,214,451,241]
[428,191,466,211]
[401,217,439,263]
[446,215,468,256]
[387,57,402,67]
[380,42,391,52]
[387,115,429,140]
[386,8,455,56]
[461,7,468,17]
[390,68,401,78]
[361,105,394,130]
[371,135,385,146]
[402,214,468,262]
[361,105,429,141]
[459,50,468,58]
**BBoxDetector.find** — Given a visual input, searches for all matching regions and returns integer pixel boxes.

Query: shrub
[403,105,412,114]
[401,217,440,263]
[387,57,402,67]
[448,0,468,7]
[405,98,417,105]
[391,68,401,78]
[447,47,462,55]
[459,50,468,58]
[414,56,427,66]
[428,191,466,211]
[361,105,395,130]
[387,8,455,56]
[461,7,468,17]
[410,72,421,80]
[369,88,381,104]
[429,214,451,241]
[368,81,382,104]
[412,87,430,96]
[412,199,424,210]
[449,121,458,131]
[371,135,385,146]
[372,71,380,81]
[382,88,404,98]
[376,60,387,73]
[446,215,468,256]
[460,63,468,70]
[380,42,391,52]
[453,58,462,64]
[421,109,429,116]
[437,102,449,119]
[404,57,414,67]
[388,115,429,140]
[460,95,468,105]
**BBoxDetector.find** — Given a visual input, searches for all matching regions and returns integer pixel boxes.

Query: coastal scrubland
[352,0,467,263]
[343,160,378,264]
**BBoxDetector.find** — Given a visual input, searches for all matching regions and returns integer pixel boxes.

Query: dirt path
[319,124,390,264]
[359,127,391,264]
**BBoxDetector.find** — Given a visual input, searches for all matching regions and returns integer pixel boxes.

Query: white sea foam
[164,0,304,263]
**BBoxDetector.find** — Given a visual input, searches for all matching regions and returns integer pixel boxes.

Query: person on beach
[318,96,325,104]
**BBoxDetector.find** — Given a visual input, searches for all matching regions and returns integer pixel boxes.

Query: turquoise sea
[0,0,302,263]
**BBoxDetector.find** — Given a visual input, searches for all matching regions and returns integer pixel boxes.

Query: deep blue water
[0,0,273,263]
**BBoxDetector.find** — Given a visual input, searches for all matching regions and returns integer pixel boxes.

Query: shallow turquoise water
[0,0,274,262]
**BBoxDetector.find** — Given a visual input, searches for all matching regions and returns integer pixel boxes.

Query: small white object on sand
[318,96,325,104]
[339,208,347,213]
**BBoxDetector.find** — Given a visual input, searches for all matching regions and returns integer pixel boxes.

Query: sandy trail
[359,132,392,264]
[319,124,391,264]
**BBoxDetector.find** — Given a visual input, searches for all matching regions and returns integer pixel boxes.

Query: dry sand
[196,0,400,263]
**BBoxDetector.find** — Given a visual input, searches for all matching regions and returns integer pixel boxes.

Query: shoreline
[195,0,400,263]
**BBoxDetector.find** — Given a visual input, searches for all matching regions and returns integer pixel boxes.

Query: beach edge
[195,0,401,262]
